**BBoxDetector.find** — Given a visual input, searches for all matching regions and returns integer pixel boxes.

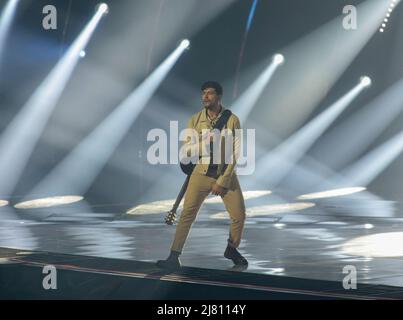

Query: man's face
[202,88,221,109]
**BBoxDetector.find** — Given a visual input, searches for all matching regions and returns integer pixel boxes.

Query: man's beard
[203,101,215,109]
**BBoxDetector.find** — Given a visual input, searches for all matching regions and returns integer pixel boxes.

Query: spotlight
[274,223,286,229]
[14,195,84,209]
[343,232,403,257]
[0,0,20,63]
[0,2,106,197]
[79,50,86,58]
[0,200,8,207]
[273,53,285,65]
[29,37,190,197]
[360,76,372,88]
[180,39,190,50]
[211,203,315,219]
[96,3,109,15]
[297,187,366,200]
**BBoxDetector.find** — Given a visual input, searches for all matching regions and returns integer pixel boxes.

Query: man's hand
[211,183,228,196]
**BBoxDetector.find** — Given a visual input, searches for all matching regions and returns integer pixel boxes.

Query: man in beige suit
[157,81,247,270]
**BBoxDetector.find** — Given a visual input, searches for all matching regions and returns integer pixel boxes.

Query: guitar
[165,110,233,225]
[165,175,190,225]
[179,155,199,176]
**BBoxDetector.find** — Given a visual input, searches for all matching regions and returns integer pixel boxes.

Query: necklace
[207,106,222,122]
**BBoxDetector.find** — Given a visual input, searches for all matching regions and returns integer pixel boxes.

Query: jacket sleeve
[216,115,241,189]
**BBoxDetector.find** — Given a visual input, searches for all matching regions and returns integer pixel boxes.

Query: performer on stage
[157,81,247,270]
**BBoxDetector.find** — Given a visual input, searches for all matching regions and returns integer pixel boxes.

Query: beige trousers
[171,172,246,253]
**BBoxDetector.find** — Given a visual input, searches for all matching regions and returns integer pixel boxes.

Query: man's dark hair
[201,81,223,96]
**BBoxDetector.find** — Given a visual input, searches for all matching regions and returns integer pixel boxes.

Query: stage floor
[1,195,403,293]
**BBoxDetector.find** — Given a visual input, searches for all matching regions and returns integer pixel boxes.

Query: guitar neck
[171,175,191,211]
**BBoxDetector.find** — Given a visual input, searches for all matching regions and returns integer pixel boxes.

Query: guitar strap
[212,109,233,131]
[206,109,232,177]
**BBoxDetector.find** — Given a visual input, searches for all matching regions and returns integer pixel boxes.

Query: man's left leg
[221,176,248,266]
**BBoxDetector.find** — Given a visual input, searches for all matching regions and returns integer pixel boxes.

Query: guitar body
[179,152,199,175]
[180,162,195,176]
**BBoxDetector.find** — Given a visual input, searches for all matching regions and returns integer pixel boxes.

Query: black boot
[156,250,181,270]
[224,245,248,266]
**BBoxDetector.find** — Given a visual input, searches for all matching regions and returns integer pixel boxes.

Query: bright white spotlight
[273,53,285,65]
[252,0,400,145]
[127,199,177,215]
[205,190,272,204]
[274,223,286,229]
[0,4,106,197]
[126,190,273,215]
[97,3,109,15]
[256,78,369,187]
[180,39,190,50]
[0,200,8,207]
[360,76,372,88]
[14,196,84,209]
[79,50,86,58]
[232,55,284,122]
[297,187,366,200]
[29,39,189,198]
[0,0,20,63]
[343,232,403,257]
[341,128,403,186]
[210,202,316,219]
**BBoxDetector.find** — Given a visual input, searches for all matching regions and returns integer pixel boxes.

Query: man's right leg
[171,173,214,252]
[157,173,214,269]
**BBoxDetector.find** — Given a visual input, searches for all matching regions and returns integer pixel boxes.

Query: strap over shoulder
[213,109,232,131]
